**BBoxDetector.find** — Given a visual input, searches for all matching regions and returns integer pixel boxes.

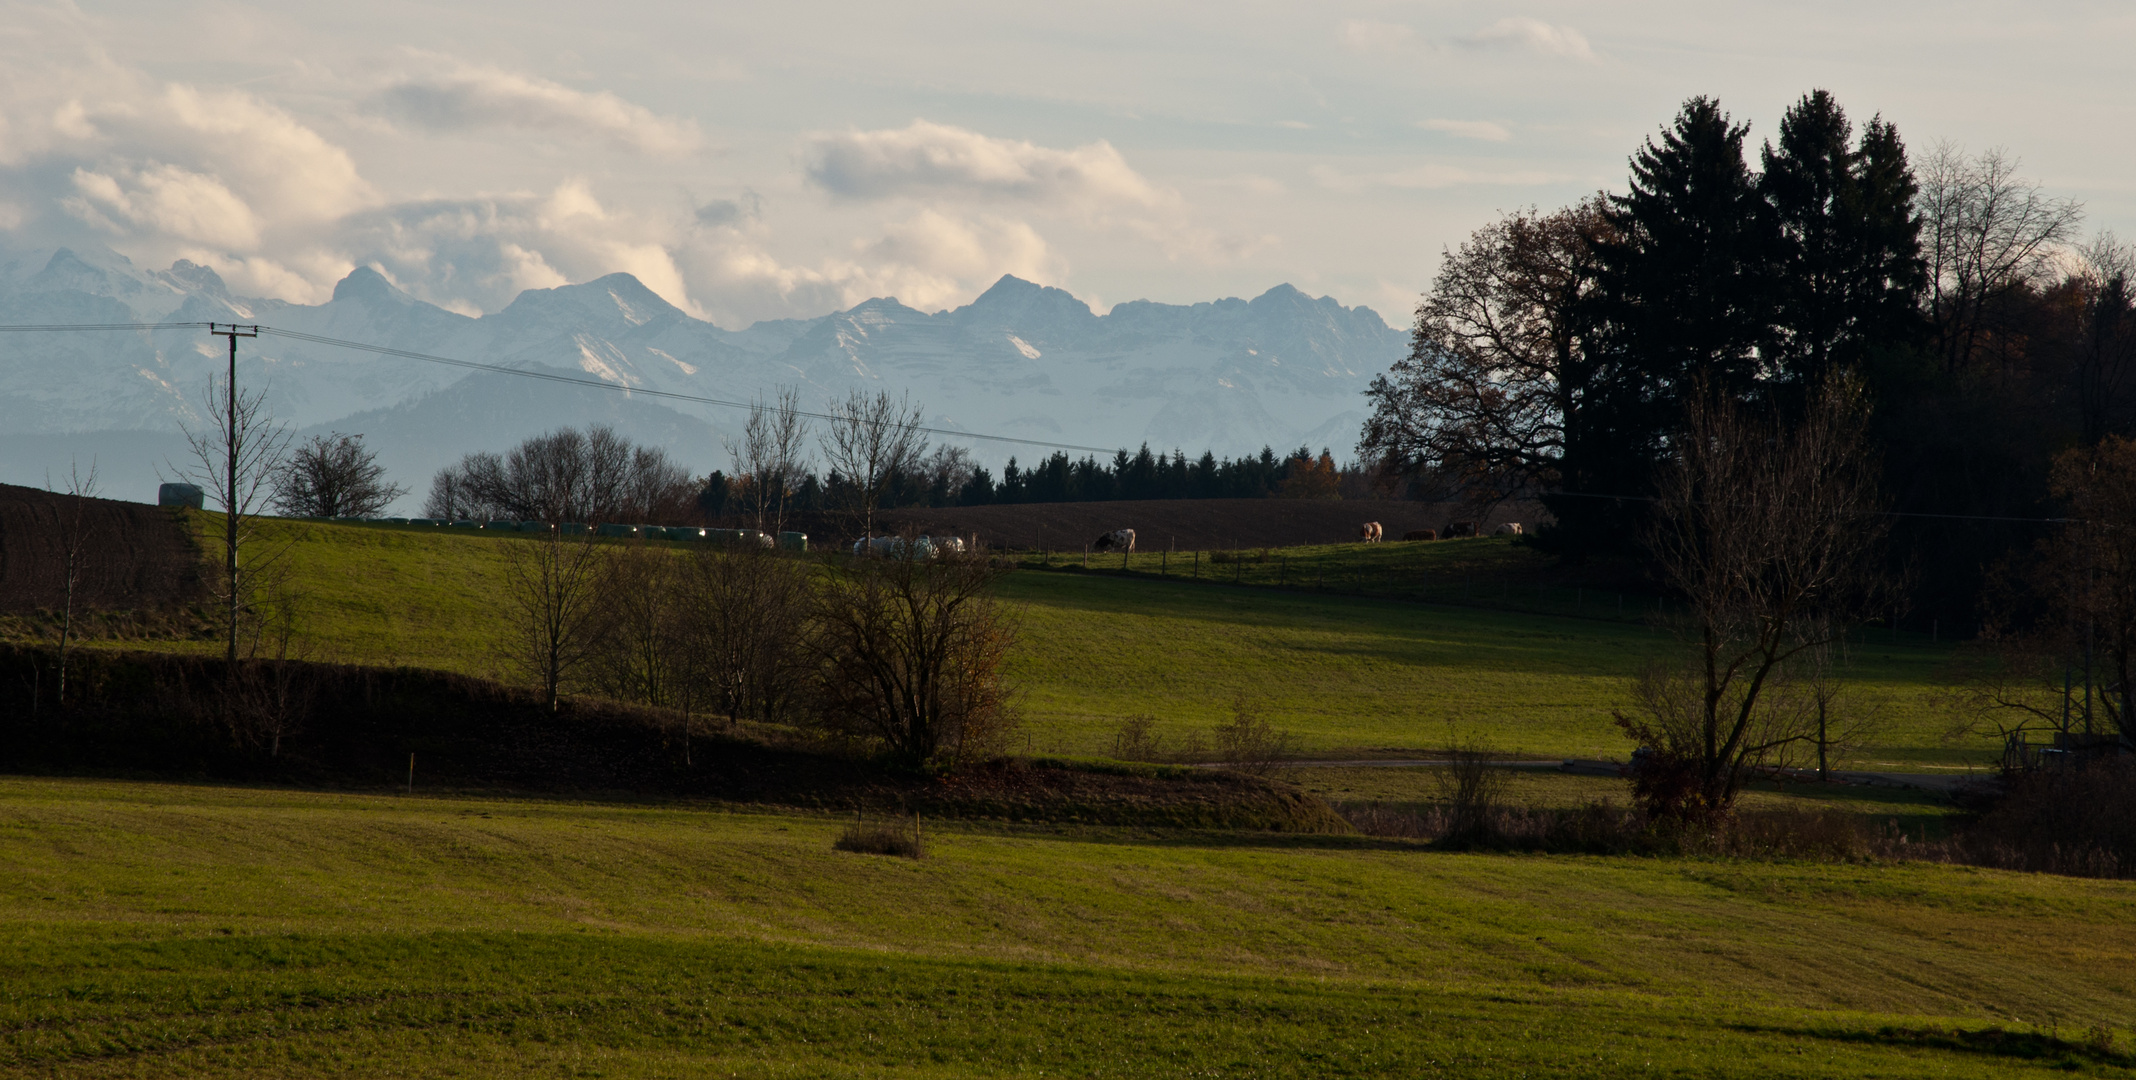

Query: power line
[0,318,1124,456]
[251,326,1126,456]
[0,321,210,332]
[0,320,2105,523]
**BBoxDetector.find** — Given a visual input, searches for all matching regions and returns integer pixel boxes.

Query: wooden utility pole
[209,323,259,665]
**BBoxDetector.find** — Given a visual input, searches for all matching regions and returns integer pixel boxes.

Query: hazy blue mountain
[0,245,1406,509]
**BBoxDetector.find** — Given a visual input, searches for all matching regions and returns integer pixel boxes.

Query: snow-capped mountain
[0,244,1407,509]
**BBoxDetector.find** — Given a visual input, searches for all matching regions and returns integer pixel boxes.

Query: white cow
[1494,522,1524,536]
[1092,528,1136,553]
[852,535,938,558]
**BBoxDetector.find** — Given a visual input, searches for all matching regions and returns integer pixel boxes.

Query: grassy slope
[999,571,1964,765]
[116,519,1970,765]
[5,777,2134,1077]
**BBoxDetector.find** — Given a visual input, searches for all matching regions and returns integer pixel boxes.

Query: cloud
[65,163,262,249]
[675,209,1068,325]
[1418,119,1511,142]
[373,63,702,155]
[1310,163,1559,192]
[694,193,760,228]
[1458,18,1594,60]
[804,120,1165,209]
[334,182,701,317]
[1338,19,1418,55]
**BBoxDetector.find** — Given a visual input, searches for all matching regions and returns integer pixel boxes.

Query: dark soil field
[0,484,201,613]
[827,497,1547,551]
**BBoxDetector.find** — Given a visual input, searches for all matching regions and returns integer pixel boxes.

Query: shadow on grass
[1735,1022,2132,1070]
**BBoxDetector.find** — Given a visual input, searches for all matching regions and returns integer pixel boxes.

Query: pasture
[105,518,1974,766]
[4,776,2133,1078]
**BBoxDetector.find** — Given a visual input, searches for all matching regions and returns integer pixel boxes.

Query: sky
[1,0,2131,329]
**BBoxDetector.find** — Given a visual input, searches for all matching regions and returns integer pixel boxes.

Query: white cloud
[1311,163,1559,192]
[373,62,702,156]
[677,209,1068,324]
[1419,119,1511,143]
[335,182,702,316]
[65,163,262,249]
[805,120,1165,209]
[1458,18,1594,60]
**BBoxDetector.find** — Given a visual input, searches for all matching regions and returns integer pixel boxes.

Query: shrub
[1211,696,1294,775]
[1109,714,1165,761]
[1958,759,2136,878]
[1434,741,1509,847]
[834,817,924,858]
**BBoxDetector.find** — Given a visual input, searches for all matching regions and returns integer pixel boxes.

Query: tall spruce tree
[1548,97,1775,551]
[1760,90,1925,390]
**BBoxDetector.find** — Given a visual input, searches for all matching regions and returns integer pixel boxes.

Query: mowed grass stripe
[6,930,2103,1078]
[2,778,2129,1024]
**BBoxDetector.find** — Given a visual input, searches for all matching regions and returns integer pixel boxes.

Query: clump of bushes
[833,815,924,858]
[1105,699,1295,774]
[1339,797,1933,861]
[1953,759,2136,878]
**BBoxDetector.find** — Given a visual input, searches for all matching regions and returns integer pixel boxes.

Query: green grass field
[3,776,2131,1077]
[104,518,1975,766]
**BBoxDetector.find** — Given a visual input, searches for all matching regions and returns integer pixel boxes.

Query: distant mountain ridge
[0,243,1406,509]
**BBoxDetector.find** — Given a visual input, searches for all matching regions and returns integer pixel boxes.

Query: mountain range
[0,243,1407,511]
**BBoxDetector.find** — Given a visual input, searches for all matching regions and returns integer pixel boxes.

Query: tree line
[1362,89,2135,829]
[1361,89,2121,624]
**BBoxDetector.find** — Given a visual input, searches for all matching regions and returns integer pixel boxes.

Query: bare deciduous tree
[499,530,609,711]
[819,389,928,538]
[1614,374,1893,817]
[174,374,292,665]
[727,388,810,536]
[584,542,685,709]
[1360,198,1611,513]
[2068,233,2136,446]
[273,432,405,518]
[1920,144,2085,374]
[808,548,1017,769]
[227,582,313,758]
[1971,436,2136,751]
[429,426,695,524]
[677,543,810,726]
[49,459,97,711]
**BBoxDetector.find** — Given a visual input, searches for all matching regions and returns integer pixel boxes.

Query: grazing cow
[1402,529,1438,542]
[1494,522,1524,536]
[854,531,939,554]
[1445,521,1477,538]
[1359,521,1383,543]
[1092,528,1136,553]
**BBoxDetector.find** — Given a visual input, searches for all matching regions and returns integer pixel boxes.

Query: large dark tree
[1361,198,1610,516]
[1547,97,1776,551]
[1759,91,1926,389]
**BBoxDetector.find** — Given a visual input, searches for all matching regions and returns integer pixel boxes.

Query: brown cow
[1359,521,1383,543]
[1402,529,1438,541]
